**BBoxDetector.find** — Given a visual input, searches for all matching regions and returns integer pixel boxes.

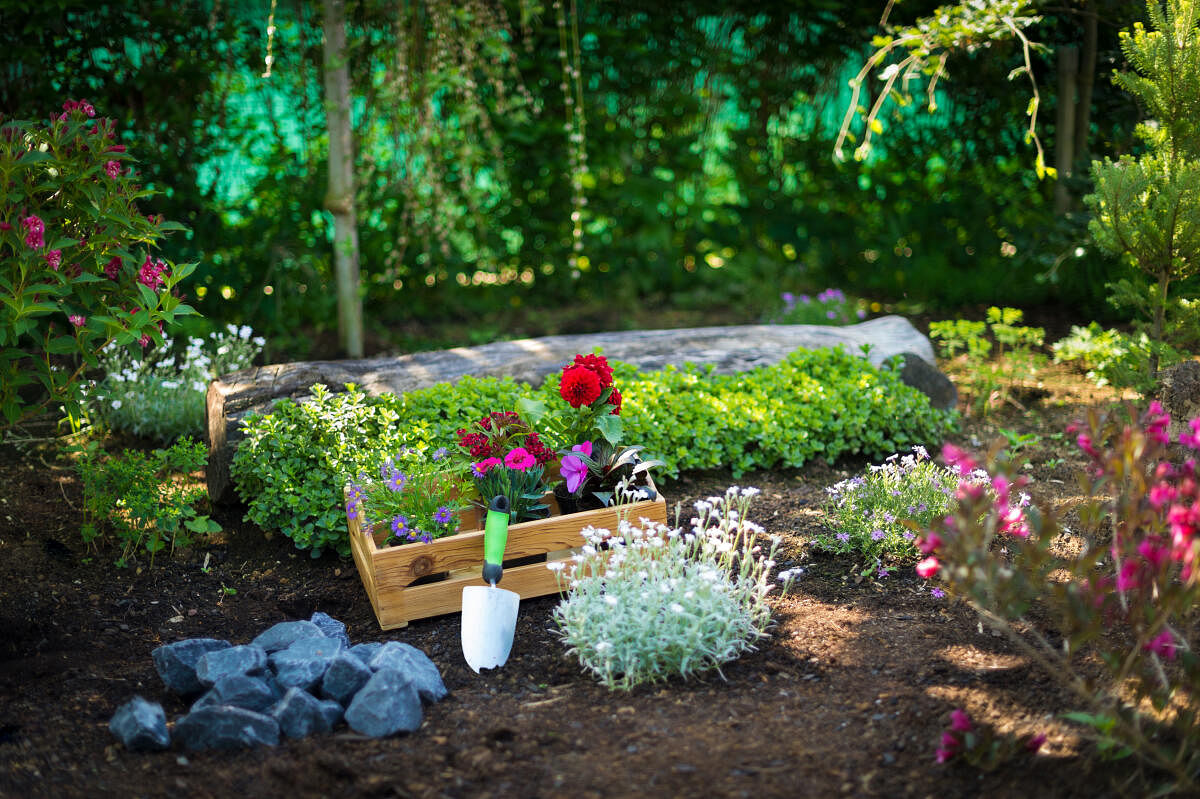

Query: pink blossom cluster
[138,254,168,291]
[1075,403,1200,588]
[21,215,44,249]
[57,99,96,121]
[914,443,1032,580]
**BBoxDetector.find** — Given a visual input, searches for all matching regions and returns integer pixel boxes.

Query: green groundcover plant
[917,403,1200,792]
[232,347,957,558]
[816,445,970,578]
[75,436,220,567]
[549,484,800,690]
[0,99,195,429]
[87,323,265,442]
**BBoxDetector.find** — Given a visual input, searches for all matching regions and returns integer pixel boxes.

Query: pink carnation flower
[504,447,536,471]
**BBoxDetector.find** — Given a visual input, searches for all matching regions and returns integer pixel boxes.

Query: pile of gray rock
[109,612,447,751]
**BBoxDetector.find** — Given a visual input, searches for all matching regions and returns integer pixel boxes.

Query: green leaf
[135,282,158,308]
[45,335,79,355]
[17,150,53,164]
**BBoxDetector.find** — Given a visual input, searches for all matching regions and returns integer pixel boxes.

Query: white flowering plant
[549,485,799,691]
[816,446,980,579]
[87,323,265,442]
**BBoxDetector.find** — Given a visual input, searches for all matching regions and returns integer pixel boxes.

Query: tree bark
[322,0,364,358]
[1073,2,1098,165]
[204,317,947,502]
[1054,45,1079,216]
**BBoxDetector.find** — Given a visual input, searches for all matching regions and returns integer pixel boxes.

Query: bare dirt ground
[0,351,1165,799]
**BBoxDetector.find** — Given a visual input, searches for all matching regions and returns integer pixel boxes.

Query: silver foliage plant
[549,485,799,691]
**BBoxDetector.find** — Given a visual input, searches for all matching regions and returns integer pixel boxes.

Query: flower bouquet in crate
[345,352,668,630]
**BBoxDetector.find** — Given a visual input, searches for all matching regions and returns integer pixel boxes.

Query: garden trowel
[461,494,519,672]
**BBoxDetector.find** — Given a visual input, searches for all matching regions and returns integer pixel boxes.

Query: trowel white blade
[461,585,519,673]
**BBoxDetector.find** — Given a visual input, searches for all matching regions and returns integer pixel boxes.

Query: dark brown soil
[0,359,1156,799]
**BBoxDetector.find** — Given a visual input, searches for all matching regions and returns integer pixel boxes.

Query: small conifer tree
[1084,0,1200,382]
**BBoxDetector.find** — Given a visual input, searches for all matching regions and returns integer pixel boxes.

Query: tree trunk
[1073,2,1098,164]
[1150,270,1170,382]
[1054,45,1079,216]
[322,0,364,358]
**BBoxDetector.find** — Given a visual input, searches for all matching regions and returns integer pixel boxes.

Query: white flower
[595,641,612,652]
[546,561,566,572]
[669,602,684,613]
[111,400,122,409]
[239,325,252,340]
[604,595,618,606]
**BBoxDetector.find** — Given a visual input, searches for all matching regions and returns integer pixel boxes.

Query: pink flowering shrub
[934,708,1045,769]
[918,402,1200,791]
[0,100,196,427]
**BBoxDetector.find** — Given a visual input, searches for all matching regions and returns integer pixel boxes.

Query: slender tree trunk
[322,0,364,357]
[1054,45,1078,215]
[1150,269,1170,382]
[1073,2,1098,164]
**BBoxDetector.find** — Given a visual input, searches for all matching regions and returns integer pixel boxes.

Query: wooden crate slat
[347,478,669,630]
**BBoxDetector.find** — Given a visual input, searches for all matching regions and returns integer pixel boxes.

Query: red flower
[607,387,622,415]
[564,353,613,388]
[561,366,602,408]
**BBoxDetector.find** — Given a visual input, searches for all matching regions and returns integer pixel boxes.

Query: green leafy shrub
[918,403,1200,792]
[232,349,958,557]
[75,436,219,567]
[816,446,966,577]
[1050,321,1184,394]
[0,100,196,429]
[550,486,796,690]
[87,324,265,442]
[929,307,1045,415]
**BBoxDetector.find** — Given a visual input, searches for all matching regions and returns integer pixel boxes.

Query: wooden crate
[347,481,668,630]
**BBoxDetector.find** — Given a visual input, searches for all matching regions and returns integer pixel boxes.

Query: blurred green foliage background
[0,1,1161,355]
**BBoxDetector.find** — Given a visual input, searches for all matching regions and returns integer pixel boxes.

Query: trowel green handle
[482,494,510,585]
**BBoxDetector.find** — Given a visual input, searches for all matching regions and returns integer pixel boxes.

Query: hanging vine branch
[834,0,1050,177]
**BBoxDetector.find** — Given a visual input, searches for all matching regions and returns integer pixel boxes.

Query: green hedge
[231,348,958,557]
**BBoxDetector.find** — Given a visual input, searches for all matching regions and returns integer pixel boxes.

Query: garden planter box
[346,480,668,630]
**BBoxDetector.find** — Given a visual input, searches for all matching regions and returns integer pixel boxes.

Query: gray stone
[349,642,383,665]
[344,668,422,737]
[152,638,232,696]
[367,641,447,703]
[108,695,169,752]
[1159,360,1200,443]
[270,635,346,690]
[195,644,268,687]
[896,351,958,411]
[193,674,279,713]
[321,653,373,706]
[309,611,351,649]
[173,705,280,751]
[271,687,344,739]
[251,620,326,653]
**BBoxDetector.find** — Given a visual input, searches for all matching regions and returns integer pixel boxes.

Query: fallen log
[205,316,949,503]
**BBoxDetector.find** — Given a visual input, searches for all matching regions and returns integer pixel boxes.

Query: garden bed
[0,362,1148,797]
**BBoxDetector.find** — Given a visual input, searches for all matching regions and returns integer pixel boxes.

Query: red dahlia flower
[560,366,602,408]
[564,353,613,388]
